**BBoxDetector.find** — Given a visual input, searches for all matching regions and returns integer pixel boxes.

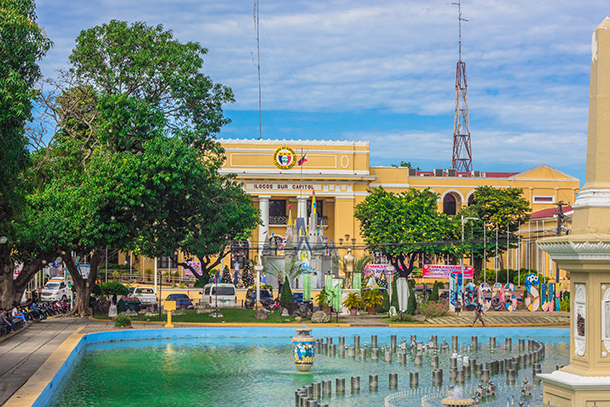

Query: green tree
[30,20,235,315]
[457,186,531,281]
[355,187,460,278]
[0,0,53,307]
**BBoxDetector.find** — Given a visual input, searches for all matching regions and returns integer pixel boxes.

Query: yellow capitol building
[216,137,580,283]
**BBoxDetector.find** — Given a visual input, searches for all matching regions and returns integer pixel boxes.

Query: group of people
[1,302,30,334]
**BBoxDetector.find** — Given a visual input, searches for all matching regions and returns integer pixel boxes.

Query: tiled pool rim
[18,327,569,407]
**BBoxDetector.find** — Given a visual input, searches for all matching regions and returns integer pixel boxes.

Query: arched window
[468,194,476,206]
[443,194,457,215]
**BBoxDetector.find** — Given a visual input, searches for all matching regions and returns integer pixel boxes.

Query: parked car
[130,287,158,308]
[200,283,238,308]
[40,280,70,302]
[244,288,273,309]
[165,293,194,310]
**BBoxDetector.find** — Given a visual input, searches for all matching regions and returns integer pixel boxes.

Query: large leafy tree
[457,186,531,281]
[355,187,460,277]
[31,20,235,315]
[0,0,53,307]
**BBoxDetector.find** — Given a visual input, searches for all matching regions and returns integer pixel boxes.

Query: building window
[307,199,323,217]
[157,255,177,269]
[269,199,286,217]
[443,194,457,215]
[533,196,554,203]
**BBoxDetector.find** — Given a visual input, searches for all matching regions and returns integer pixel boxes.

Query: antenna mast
[255,0,262,140]
[451,0,472,172]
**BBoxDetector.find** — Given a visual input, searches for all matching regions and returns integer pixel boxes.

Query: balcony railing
[268,215,328,226]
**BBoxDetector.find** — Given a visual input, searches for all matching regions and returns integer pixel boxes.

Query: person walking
[108,294,118,321]
[471,302,485,327]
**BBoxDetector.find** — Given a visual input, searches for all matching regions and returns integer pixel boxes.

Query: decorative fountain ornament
[292,324,315,372]
[441,385,476,406]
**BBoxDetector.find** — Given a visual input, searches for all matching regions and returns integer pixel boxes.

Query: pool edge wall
[6,326,569,407]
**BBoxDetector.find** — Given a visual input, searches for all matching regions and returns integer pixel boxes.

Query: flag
[297,153,308,165]
[311,190,316,214]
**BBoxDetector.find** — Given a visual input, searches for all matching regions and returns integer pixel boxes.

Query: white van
[40,280,70,302]
[200,283,237,308]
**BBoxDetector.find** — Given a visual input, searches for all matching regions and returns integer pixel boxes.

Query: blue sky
[36,0,608,184]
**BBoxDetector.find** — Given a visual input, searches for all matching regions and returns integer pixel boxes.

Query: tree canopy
[354,187,459,277]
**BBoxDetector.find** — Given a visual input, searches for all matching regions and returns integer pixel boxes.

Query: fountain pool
[38,327,569,407]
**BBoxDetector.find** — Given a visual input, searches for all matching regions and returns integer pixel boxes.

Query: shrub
[378,289,390,313]
[342,292,363,309]
[429,281,440,301]
[362,288,384,308]
[391,311,414,322]
[280,281,293,307]
[114,312,132,327]
[407,283,417,315]
[418,299,449,318]
[101,281,129,297]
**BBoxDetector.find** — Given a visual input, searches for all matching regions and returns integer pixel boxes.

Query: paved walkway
[426,310,569,326]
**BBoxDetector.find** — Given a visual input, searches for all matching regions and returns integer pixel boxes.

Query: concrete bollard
[399,352,407,365]
[385,350,392,363]
[499,359,505,373]
[519,354,526,368]
[471,335,478,349]
[372,348,379,361]
[296,391,305,407]
[481,368,490,382]
[456,369,464,383]
[431,335,438,348]
[338,345,345,357]
[410,334,417,345]
[449,368,457,380]
[354,336,360,350]
[463,364,471,378]
[410,372,419,387]
[326,337,332,345]
[318,404,329,407]
[371,335,378,348]
[490,336,496,348]
[505,337,512,350]
[308,399,319,407]
[452,335,458,349]
[431,354,439,368]
[511,361,519,373]
[389,373,398,388]
[507,368,516,382]
[519,338,525,350]
[336,378,345,394]
[351,376,360,392]
[432,369,443,385]
[322,343,327,354]
[369,375,378,390]
[312,382,321,398]
[339,336,345,347]
[469,358,476,371]
[360,348,366,361]
[528,339,533,351]
[485,361,492,372]
[415,353,422,365]
[330,344,337,356]
[305,385,313,398]
[348,347,355,358]
[300,396,309,407]
[450,356,457,369]
[322,380,331,396]
[391,335,397,352]
[475,364,482,376]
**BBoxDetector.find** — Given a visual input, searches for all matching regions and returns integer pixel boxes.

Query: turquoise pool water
[42,327,569,407]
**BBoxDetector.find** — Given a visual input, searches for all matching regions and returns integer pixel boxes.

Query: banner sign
[186,260,201,276]
[423,264,473,279]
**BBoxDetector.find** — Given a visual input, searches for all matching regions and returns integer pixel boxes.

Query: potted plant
[362,288,384,315]
[342,292,363,316]
[315,288,335,314]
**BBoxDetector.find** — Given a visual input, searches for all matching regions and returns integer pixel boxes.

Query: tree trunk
[64,250,101,317]
[0,243,58,308]
[473,257,483,283]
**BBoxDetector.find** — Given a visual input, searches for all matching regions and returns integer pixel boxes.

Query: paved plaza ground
[0,312,569,406]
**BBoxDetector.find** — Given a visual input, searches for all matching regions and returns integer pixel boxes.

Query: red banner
[422,264,473,279]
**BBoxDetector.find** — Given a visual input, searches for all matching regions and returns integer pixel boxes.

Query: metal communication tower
[451,0,472,172]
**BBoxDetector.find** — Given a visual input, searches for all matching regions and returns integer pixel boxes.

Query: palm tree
[265,257,306,306]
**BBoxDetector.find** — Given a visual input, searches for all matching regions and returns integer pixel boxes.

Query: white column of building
[258,195,271,257]
[297,196,308,219]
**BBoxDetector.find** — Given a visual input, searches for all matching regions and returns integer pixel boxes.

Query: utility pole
[553,201,568,283]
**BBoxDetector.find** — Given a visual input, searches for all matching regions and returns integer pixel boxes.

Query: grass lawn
[93,308,314,324]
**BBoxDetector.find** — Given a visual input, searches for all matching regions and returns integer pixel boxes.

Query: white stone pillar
[258,195,271,256]
[297,196,308,219]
